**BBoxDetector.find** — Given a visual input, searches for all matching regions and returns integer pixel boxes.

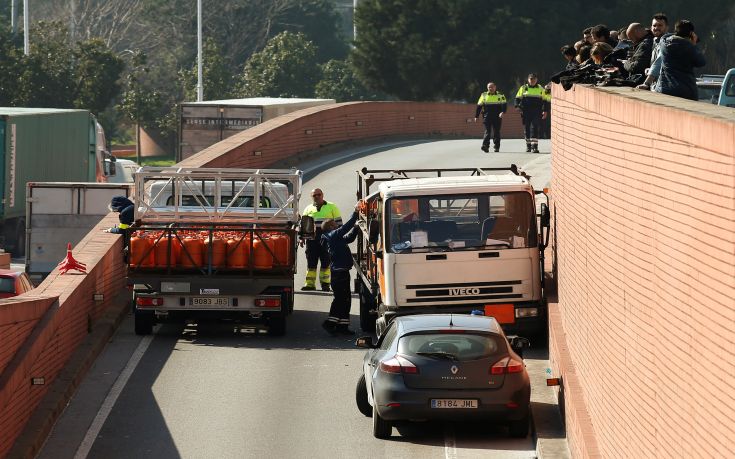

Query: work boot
[532,146,540,153]
[493,146,499,152]
[301,285,316,291]
[526,144,532,152]
[321,283,331,292]
[336,324,356,336]
[321,320,338,336]
[481,145,489,153]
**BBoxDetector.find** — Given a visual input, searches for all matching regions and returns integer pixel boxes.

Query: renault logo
[451,365,459,375]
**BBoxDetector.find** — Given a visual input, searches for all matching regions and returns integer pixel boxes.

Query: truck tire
[355,374,372,417]
[359,284,377,334]
[372,403,392,439]
[268,315,287,336]
[134,310,154,335]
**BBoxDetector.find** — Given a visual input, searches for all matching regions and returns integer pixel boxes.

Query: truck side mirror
[540,203,550,228]
[299,216,316,240]
[368,220,380,245]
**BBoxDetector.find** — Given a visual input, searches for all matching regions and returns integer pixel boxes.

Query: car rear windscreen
[398,332,503,361]
[0,277,15,293]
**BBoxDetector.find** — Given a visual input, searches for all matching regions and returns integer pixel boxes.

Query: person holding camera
[656,20,706,101]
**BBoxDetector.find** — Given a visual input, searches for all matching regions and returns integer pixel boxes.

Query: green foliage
[73,39,125,115]
[117,51,163,130]
[179,38,233,102]
[239,31,321,98]
[315,58,386,102]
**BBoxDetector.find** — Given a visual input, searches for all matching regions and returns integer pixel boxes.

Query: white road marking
[445,424,458,459]
[73,334,154,459]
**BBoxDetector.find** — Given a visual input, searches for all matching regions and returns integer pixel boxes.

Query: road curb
[8,291,131,459]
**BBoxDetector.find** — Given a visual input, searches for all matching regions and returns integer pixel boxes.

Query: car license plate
[431,399,478,409]
[189,297,229,307]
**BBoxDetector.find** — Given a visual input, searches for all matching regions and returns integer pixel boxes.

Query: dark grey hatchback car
[355,314,531,439]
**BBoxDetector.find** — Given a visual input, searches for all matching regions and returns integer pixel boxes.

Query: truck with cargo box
[127,167,311,336]
[25,182,133,280]
[178,97,335,160]
[0,108,105,256]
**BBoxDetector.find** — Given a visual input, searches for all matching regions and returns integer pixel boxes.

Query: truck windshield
[386,192,536,252]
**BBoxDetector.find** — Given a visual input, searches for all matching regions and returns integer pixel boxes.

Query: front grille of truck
[404,280,523,303]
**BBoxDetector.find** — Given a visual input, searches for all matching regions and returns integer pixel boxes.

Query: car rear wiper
[416,351,458,361]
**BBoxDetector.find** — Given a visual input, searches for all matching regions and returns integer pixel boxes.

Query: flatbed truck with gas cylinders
[353,165,550,337]
[126,167,312,335]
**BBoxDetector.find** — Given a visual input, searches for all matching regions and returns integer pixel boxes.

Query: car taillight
[254,297,280,307]
[379,355,419,374]
[491,356,524,375]
[136,297,164,307]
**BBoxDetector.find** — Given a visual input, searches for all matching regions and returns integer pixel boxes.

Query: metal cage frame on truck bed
[133,167,302,223]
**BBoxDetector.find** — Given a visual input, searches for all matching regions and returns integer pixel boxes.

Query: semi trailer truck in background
[0,108,110,256]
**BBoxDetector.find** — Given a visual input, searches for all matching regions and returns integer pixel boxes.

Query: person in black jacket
[657,20,706,101]
[105,196,134,234]
[624,23,654,84]
[320,205,360,335]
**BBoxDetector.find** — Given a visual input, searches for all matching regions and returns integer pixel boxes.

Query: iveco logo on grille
[449,287,480,296]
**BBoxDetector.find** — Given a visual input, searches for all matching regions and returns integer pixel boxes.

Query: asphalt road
[38,138,551,459]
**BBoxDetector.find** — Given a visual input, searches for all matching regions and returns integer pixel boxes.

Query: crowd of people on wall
[558,13,706,101]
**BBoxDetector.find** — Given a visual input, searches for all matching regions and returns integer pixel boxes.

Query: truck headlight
[515,307,538,318]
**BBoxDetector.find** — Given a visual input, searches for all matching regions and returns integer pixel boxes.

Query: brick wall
[0,214,125,458]
[550,85,735,458]
[178,101,523,168]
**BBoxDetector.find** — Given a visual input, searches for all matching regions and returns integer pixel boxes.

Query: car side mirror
[540,203,550,228]
[355,336,376,349]
[299,216,316,240]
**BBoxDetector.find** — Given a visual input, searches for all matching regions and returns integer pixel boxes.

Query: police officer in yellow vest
[302,188,342,291]
[474,82,507,153]
[514,73,548,153]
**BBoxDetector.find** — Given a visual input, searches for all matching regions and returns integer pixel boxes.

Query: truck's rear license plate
[431,399,478,409]
[190,297,229,307]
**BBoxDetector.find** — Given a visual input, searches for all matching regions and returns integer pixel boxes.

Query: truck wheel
[355,374,372,417]
[134,310,153,335]
[268,315,287,336]
[359,285,377,333]
[372,403,392,439]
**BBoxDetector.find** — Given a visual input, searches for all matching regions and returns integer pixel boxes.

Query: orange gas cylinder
[130,235,154,267]
[205,237,226,268]
[272,234,290,267]
[252,237,274,269]
[154,236,179,268]
[226,236,250,269]
[180,237,204,268]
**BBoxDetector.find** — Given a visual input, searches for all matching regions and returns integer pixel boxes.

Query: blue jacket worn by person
[657,35,706,100]
[320,211,359,271]
[109,196,134,234]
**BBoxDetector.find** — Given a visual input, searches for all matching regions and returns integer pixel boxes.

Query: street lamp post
[23,0,29,54]
[197,0,203,102]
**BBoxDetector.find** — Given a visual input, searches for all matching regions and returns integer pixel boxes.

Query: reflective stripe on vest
[477,92,506,104]
[516,84,544,99]
[118,223,130,229]
[303,201,341,223]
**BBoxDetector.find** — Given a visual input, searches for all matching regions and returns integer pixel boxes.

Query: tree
[74,39,125,115]
[179,38,233,102]
[315,58,386,102]
[239,31,321,98]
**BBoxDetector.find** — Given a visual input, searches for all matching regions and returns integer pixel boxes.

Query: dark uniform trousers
[522,111,542,144]
[483,117,503,150]
[328,270,352,324]
[305,238,330,270]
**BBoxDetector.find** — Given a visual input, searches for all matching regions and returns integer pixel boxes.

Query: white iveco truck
[353,165,550,336]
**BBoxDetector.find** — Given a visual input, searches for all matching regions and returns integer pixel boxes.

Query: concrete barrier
[549,84,735,458]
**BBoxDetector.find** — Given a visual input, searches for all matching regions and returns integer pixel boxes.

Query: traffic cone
[57,243,87,275]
